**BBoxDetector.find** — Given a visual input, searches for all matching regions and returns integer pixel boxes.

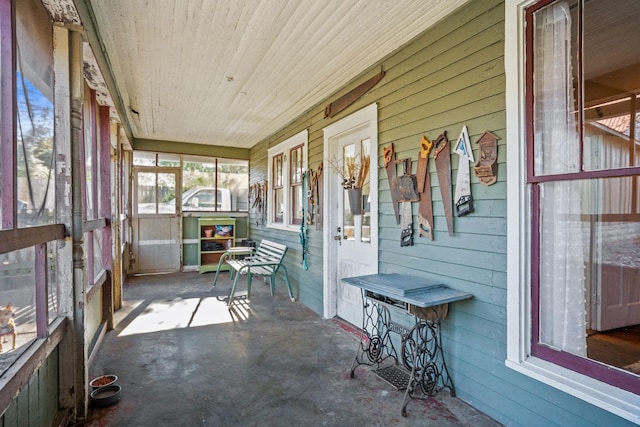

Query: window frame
[0,0,70,411]
[289,144,304,225]
[267,130,308,231]
[134,152,249,213]
[272,153,284,223]
[505,0,640,422]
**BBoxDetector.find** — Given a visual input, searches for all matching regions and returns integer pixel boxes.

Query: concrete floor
[79,271,501,427]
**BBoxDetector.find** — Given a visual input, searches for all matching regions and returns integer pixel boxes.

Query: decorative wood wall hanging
[324,69,385,118]
[473,131,500,186]
[250,181,267,226]
[453,125,474,217]
[306,162,323,228]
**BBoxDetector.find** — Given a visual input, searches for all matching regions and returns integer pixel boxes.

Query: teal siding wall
[247,1,636,425]
[249,135,326,314]
[0,348,59,426]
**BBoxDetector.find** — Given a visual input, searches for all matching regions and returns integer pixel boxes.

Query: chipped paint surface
[41,0,81,24]
[43,1,119,123]
[82,42,118,121]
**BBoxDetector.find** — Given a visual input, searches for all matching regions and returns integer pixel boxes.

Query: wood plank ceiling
[74,0,469,149]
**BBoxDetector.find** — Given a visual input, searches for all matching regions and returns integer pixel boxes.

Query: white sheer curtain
[534,1,587,356]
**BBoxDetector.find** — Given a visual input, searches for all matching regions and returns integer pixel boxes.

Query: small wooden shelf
[198,218,236,273]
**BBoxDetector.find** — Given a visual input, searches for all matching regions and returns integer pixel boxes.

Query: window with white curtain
[518,0,640,401]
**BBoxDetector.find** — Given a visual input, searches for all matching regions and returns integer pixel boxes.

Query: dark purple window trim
[530,185,540,349]
[529,166,640,183]
[80,98,88,222]
[86,90,97,284]
[524,0,536,184]
[0,1,66,350]
[0,0,15,229]
[99,106,112,270]
[90,90,98,220]
[533,344,640,395]
[35,243,47,338]
[525,0,640,395]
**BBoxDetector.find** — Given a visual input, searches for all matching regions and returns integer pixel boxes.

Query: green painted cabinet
[198,217,236,273]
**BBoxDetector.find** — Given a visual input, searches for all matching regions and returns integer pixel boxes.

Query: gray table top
[342,273,472,308]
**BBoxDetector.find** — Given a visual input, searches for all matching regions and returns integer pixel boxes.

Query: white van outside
[181,187,232,211]
[139,187,232,214]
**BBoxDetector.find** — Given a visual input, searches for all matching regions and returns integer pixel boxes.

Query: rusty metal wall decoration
[250,181,267,226]
[324,69,385,118]
[384,128,483,244]
[395,158,419,203]
[383,143,401,225]
[433,132,454,236]
[306,162,323,228]
[473,131,499,186]
[417,136,434,240]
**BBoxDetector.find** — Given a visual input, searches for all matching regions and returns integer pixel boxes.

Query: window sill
[267,222,299,233]
[505,356,640,424]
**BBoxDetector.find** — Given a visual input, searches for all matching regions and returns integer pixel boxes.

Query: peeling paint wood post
[111,122,123,311]
[53,23,76,416]
[99,106,114,329]
[69,27,89,420]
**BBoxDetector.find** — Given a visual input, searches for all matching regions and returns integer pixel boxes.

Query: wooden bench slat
[212,239,294,306]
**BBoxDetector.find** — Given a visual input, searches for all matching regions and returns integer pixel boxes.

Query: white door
[323,103,378,326]
[133,168,182,274]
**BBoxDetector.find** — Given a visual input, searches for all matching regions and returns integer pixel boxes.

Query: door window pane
[360,139,371,243]
[137,172,157,214]
[342,144,356,241]
[157,173,176,214]
[342,190,355,241]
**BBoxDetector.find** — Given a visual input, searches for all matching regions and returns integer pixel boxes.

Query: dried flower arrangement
[327,153,370,189]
